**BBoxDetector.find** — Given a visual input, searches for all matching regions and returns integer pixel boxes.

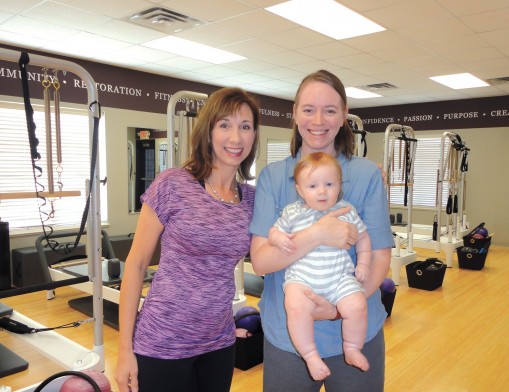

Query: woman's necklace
[205,177,239,204]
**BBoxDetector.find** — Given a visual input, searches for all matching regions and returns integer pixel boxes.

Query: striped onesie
[275,199,366,305]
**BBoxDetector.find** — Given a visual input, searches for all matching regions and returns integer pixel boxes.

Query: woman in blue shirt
[250,70,394,391]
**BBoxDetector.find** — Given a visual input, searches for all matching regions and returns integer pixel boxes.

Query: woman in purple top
[115,87,259,392]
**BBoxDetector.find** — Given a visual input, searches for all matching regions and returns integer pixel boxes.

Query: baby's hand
[355,263,369,283]
[269,227,296,255]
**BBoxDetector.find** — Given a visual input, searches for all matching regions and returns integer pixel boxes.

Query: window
[389,136,451,209]
[267,140,291,165]
[0,101,107,233]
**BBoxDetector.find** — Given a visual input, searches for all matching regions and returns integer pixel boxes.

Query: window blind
[0,101,107,232]
[389,136,451,209]
[267,140,291,165]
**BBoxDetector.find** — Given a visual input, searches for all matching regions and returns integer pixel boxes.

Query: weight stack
[0,221,11,290]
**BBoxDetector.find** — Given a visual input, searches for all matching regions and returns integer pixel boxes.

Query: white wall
[102,107,166,237]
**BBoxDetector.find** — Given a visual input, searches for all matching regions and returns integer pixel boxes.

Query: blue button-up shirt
[249,151,394,357]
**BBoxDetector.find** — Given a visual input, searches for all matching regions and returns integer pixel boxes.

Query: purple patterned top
[133,168,255,359]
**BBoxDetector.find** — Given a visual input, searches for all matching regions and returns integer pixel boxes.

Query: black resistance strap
[0,316,93,334]
[18,51,102,255]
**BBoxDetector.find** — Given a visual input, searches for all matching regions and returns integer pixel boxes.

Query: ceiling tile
[443,47,504,65]
[155,56,212,70]
[365,0,453,30]
[0,30,48,48]
[191,65,246,78]
[158,0,255,22]
[49,0,155,19]
[216,9,298,37]
[221,38,285,57]
[420,34,488,54]
[296,41,360,60]
[94,19,166,44]
[395,18,474,43]
[23,1,111,30]
[460,7,509,32]
[261,27,332,50]
[0,11,14,23]
[175,24,251,47]
[1,15,79,41]
[262,50,316,67]
[439,0,509,16]
[0,0,42,14]
[109,45,176,62]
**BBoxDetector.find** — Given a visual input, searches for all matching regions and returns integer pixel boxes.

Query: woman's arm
[362,248,391,298]
[250,207,358,275]
[115,203,163,392]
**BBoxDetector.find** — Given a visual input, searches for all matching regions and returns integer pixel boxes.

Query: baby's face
[296,164,341,211]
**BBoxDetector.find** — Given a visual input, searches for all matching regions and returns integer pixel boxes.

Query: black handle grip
[446,195,452,215]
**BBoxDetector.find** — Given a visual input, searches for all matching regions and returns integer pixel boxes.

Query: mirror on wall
[127,127,168,213]
[126,105,200,213]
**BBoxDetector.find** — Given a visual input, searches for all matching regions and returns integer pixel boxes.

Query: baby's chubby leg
[285,283,331,380]
[336,292,370,371]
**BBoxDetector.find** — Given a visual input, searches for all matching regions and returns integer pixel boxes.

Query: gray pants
[263,329,385,392]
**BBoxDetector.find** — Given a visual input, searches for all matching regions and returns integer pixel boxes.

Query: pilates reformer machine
[434,132,470,248]
[348,114,369,158]
[383,124,418,284]
[0,48,104,391]
[389,131,470,268]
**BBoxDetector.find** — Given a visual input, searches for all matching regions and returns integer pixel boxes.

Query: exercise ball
[380,278,396,293]
[235,306,261,333]
[60,370,111,392]
[475,227,489,237]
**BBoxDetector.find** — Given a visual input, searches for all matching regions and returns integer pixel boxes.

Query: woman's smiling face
[293,81,347,156]
[211,102,256,170]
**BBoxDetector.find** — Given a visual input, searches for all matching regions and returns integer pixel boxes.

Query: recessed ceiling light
[346,87,382,99]
[266,0,385,40]
[142,36,246,64]
[429,73,489,89]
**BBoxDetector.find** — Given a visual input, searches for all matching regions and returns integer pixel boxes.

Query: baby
[269,152,371,380]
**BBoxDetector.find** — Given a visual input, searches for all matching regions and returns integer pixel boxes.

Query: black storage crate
[463,234,491,250]
[406,259,446,291]
[234,331,264,370]
[463,222,492,250]
[457,247,488,270]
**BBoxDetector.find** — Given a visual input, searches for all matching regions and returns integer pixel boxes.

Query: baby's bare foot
[305,353,331,380]
[344,348,370,371]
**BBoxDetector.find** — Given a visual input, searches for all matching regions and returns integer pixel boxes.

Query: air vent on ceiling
[126,7,205,34]
[487,77,509,85]
[360,82,398,90]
